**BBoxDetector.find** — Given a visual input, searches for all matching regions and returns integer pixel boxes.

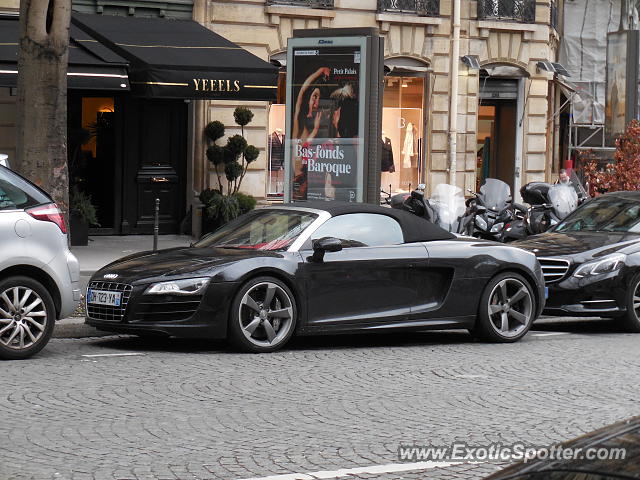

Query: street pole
[448,0,461,185]
[153,198,159,252]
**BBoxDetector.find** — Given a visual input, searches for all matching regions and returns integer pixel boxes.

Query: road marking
[81,353,146,358]
[531,332,570,337]
[236,461,470,480]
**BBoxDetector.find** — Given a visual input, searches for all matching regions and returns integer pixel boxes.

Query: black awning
[71,13,278,101]
[0,15,129,91]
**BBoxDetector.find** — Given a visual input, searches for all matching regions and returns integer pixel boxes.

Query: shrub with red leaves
[581,120,640,195]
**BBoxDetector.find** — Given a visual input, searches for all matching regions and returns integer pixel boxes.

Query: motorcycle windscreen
[548,184,578,220]
[479,178,511,211]
[430,183,466,232]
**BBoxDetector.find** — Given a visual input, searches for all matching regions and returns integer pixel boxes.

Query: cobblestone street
[2,318,639,480]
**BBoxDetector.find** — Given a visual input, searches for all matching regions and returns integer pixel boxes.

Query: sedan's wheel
[0,276,55,360]
[473,272,535,343]
[228,276,297,353]
[617,273,640,332]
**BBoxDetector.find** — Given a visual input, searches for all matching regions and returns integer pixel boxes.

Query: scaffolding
[559,0,623,162]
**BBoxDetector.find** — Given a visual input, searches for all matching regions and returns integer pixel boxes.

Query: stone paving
[2,318,639,480]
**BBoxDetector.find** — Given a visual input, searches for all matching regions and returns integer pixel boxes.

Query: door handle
[151,177,169,183]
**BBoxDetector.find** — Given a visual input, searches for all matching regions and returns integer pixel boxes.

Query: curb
[53,317,112,339]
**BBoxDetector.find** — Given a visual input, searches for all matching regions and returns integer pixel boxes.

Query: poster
[605,32,628,141]
[289,46,362,202]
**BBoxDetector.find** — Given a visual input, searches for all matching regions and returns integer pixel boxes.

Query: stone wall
[202,0,559,198]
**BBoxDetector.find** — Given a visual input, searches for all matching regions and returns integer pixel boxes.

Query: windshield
[430,184,466,232]
[479,178,511,211]
[194,209,318,251]
[555,197,640,233]
[548,184,578,220]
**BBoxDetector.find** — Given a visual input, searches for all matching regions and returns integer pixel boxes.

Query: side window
[309,213,404,248]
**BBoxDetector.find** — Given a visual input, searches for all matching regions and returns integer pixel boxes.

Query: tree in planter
[201,108,259,230]
[582,120,640,195]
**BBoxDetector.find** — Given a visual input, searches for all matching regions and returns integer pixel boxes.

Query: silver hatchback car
[0,165,80,359]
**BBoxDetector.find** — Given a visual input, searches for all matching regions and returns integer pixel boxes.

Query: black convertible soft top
[280,201,456,243]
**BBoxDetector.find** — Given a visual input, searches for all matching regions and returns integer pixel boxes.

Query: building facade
[202,0,563,201]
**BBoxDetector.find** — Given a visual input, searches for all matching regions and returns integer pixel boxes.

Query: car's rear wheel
[617,273,640,332]
[473,272,535,343]
[0,276,55,360]
[228,276,297,353]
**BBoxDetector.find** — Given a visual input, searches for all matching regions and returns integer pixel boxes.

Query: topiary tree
[201,107,259,231]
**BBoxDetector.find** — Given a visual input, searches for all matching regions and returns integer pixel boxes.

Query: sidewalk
[55,234,193,338]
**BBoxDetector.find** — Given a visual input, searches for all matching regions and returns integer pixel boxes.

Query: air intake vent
[538,257,570,284]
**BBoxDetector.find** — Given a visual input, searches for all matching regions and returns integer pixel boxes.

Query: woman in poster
[292,67,330,141]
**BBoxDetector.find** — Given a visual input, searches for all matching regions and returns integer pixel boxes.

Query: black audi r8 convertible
[515,191,640,332]
[85,202,544,352]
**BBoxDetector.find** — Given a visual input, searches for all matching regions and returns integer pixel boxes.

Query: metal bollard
[153,198,160,251]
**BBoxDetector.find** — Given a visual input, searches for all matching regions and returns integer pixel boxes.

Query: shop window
[381,76,425,194]
[268,104,286,197]
[267,62,287,198]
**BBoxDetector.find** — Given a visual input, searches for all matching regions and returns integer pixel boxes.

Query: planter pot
[70,213,89,246]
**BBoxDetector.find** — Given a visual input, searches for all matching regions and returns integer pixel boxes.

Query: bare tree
[15,0,71,214]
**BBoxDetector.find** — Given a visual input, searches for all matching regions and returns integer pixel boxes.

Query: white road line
[531,332,570,337]
[81,353,146,358]
[236,461,468,480]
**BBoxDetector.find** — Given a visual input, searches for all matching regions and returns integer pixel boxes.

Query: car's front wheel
[472,272,536,343]
[617,273,640,332]
[228,276,297,353]
[0,276,56,360]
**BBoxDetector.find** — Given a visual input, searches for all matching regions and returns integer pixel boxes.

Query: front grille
[132,296,203,322]
[86,281,133,322]
[538,257,570,284]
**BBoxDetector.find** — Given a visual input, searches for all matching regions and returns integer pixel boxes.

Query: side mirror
[311,237,343,262]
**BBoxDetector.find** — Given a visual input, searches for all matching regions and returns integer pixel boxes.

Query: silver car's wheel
[0,286,48,350]
[486,278,533,338]
[228,277,297,353]
[0,277,55,360]
[473,272,536,343]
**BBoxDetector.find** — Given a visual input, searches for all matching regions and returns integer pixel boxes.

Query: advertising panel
[288,43,364,202]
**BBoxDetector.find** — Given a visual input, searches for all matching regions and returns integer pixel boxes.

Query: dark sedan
[85,202,544,352]
[515,191,640,331]
[485,416,639,480]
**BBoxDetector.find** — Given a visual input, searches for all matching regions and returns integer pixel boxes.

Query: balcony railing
[266,0,334,8]
[377,0,440,17]
[477,0,535,23]
[550,1,558,30]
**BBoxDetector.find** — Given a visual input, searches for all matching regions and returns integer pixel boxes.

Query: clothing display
[402,122,416,168]
[381,137,395,173]
[269,130,285,171]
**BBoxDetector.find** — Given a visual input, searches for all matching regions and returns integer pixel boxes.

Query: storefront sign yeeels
[193,78,241,93]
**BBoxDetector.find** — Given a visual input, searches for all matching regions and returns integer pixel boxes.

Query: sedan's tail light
[26,203,67,234]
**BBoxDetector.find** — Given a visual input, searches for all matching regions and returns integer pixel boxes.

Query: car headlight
[572,254,626,279]
[475,216,488,231]
[145,277,210,295]
[490,222,504,233]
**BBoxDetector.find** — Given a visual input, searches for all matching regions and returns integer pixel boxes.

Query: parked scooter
[519,181,580,234]
[464,178,528,241]
[429,183,468,233]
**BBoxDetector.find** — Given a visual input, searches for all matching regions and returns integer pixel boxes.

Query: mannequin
[380,130,395,173]
[402,122,416,168]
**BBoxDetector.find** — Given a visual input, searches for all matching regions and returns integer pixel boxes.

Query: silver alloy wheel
[633,283,640,318]
[238,282,294,348]
[0,286,48,350]
[487,278,533,338]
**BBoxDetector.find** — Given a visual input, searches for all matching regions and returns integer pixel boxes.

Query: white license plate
[87,289,122,307]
